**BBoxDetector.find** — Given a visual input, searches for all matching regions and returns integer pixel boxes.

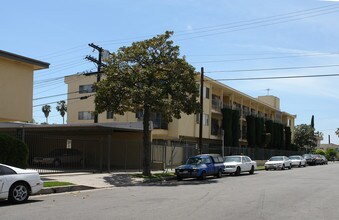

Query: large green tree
[293,124,317,152]
[93,31,200,176]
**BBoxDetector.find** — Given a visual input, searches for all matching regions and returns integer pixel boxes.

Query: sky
[1,0,339,144]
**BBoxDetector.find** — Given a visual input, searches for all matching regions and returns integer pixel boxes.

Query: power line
[191,52,339,64]
[33,95,94,108]
[206,64,339,73]
[215,73,339,81]
[175,6,339,41]
[29,3,339,61]
[33,91,79,101]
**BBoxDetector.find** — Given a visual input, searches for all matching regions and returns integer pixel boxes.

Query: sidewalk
[39,170,174,195]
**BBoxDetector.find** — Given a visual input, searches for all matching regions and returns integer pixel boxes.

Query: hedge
[0,134,28,168]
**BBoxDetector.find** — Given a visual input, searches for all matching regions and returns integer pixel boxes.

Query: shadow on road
[0,199,43,207]
[103,174,220,187]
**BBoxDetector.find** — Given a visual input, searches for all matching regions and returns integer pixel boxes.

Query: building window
[196,113,209,125]
[204,87,210,99]
[79,84,95,94]
[212,94,221,110]
[135,109,144,120]
[107,111,114,119]
[78,111,94,120]
[151,112,168,129]
[211,118,220,135]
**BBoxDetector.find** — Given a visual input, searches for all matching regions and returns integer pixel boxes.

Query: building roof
[0,50,50,70]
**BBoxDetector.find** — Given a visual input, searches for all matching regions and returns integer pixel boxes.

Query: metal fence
[2,129,304,173]
[151,143,305,169]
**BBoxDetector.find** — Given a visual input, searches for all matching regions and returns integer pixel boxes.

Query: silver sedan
[265,156,292,170]
[289,155,306,167]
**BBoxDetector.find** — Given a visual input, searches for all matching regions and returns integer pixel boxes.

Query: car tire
[8,182,30,204]
[281,164,285,170]
[217,169,222,178]
[235,167,241,176]
[298,162,301,167]
[176,175,183,181]
[200,171,207,180]
[288,164,292,169]
[265,168,268,171]
[249,166,255,174]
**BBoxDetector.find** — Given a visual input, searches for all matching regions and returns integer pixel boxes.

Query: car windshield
[289,156,300,160]
[224,156,241,162]
[269,156,283,161]
[186,157,202,165]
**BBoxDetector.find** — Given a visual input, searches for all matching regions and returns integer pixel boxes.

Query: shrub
[0,134,28,168]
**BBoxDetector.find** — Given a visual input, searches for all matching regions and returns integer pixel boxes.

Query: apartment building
[64,74,296,148]
[0,50,49,122]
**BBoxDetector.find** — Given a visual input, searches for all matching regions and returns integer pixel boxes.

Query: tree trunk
[142,106,151,176]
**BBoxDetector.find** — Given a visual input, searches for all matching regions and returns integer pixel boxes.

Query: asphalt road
[1,163,339,220]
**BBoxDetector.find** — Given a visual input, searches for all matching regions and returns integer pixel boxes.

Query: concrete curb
[39,185,97,195]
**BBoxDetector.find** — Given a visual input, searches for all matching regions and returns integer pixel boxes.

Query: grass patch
[43,181,75,187]
[256,166,265,171]
[132,172,175,180]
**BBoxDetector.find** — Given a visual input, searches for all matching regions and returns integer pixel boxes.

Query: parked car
[320,155,328,165]
[175,154,225,180]
[0,163,43,204]
[289,155,306,167]
[264,156,292,170]
[223,155,257,175]
[303,154,316,166]
[33,148,84,167]
[313,154,325,165]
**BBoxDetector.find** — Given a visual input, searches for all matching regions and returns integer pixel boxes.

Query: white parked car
[223,155,257,175]
[0,163,43,203]
[289,155,306,167]
[265,156,292,170]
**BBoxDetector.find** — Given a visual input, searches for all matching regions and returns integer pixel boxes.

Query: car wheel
[53,159,61,167]
[176,175,183,181]
[298,162,301,167]
[265,168,268,171]
[217,169,222,178]
[8,182,30,204]
[281,164,285,170]
[200,171,207,180]
[249,166,255,174]
[235,167,241,176]
[288,164,292,169]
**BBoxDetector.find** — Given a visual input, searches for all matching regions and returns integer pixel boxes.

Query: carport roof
[0,122,147,134]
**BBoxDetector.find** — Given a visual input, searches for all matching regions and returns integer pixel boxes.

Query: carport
[0,122,146,173]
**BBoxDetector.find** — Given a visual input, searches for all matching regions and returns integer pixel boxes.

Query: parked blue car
[175,154,225,180]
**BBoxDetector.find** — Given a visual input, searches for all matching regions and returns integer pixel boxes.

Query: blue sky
[1,0,339,144]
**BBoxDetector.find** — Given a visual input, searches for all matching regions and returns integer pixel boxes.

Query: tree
[93,31,200,176]
[325,148,337,161]
[311,115,314,129]
[42,105,51,124]
[293,124,317,152]
[56,100,67,124]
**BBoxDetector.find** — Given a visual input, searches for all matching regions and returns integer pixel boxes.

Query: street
[1,163,339,220]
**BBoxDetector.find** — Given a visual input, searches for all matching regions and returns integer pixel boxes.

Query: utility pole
[198,67,204,154]
[85,43,104,123]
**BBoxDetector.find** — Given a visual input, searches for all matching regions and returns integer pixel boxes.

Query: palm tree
[56,100,67,124]
[42,104,51,124]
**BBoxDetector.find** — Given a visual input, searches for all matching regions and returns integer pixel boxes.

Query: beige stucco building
[64,73,296,148]
[0,50,49,122]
